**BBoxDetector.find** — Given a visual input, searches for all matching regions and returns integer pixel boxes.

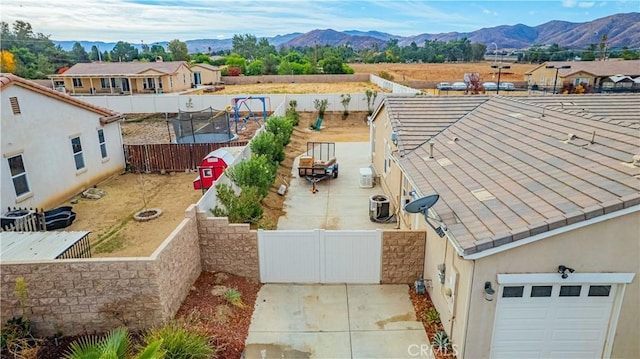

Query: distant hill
[53,12,639,53]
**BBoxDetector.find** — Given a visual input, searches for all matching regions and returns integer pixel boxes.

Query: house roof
[525,60,640,78]
[56,61,189,77]
[380,95,490,156]
[190,63,220,71]
[0,73,123,124]
[393,94,640,255]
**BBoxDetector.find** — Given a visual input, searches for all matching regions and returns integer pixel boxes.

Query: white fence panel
[323,230,382,283]
[258,229,381,283]
[258,230,320,283]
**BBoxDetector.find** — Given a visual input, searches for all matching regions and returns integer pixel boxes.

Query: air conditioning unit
[359,167,373,188]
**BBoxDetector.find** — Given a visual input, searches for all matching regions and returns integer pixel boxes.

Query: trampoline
[173,106,238,144]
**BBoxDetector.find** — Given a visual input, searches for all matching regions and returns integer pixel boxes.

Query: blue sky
[2,0,638,42]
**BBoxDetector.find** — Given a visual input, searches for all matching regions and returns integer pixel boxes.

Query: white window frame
[383,140,392,176]
[7,153,31,198]
[202,168,213,178]
[70,135,86,171]
[97,128,108,160]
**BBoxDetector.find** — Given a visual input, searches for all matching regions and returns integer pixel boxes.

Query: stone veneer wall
[196,212,259,280]
[0,206,203,336]
[0,258,163,336]
[154,205,202,319]
[381,230,426,284]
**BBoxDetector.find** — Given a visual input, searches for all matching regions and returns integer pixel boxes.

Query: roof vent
[567,133,577,141]
[633,155,640,167]
[155,56,163,62]
[448,137,459,144]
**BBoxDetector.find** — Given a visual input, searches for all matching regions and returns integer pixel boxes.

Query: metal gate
[257,229,382,283]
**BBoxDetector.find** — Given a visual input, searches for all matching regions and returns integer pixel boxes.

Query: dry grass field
[203,82,387,94]
[349,62,533,82]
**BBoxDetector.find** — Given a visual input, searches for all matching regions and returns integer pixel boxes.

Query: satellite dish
[404,194,439,214]
[404,194,447,238]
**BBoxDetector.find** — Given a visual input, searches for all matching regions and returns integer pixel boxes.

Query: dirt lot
[65,172,202,257]
[350,62,532,82]
[198,82,387,95]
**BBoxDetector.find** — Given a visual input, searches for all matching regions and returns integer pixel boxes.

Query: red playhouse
[193,148,235,190]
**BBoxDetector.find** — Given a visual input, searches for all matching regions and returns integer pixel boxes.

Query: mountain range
[54,12,639,53]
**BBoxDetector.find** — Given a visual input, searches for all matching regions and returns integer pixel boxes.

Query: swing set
[230,96,270,132]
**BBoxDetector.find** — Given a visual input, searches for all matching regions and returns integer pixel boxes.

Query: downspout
[460,259,475,359]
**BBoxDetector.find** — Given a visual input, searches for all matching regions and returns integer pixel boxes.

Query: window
[572,77,590,86]
[559,285,581,297]
[502,286,524,298]
[72,78,83,87]
[588,285,611,297]
[97,129,107,159]
[9,97,21,114]
[531,285,552,297]
[100,78,116,89]
[143,78,155,90]
[383,141,392,175]
[71,136,85,170]
[7,154,30,197]
[202,168,213,177]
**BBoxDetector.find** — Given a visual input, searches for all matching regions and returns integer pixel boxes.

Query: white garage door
[491,283,616,359]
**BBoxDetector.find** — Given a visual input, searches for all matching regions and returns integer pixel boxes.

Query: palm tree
[63,327,164,359]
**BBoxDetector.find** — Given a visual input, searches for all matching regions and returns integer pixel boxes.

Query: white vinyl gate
[257,229,382,283]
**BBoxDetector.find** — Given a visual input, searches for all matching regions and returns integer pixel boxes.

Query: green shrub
[265,115,294,146]
[378,70,394,81]
[226,155,275,196]
[431,330,452,351]
[424,308,440,326]
[223,288,245,308]
[340,94,351,117]
[364,89,378,116]
[212,184,264,224]
[313,98,329,119]
[145,322,214,359]
[250,132,285,165]
[286,100,299,126]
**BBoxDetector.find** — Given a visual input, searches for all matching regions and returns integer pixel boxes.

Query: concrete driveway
[244,284,429,359]
[277,142,396,230]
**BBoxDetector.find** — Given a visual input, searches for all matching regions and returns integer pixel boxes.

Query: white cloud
[579,1,596,7]
[562,0,578,7]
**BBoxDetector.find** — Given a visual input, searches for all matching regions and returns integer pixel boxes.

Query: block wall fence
[1,205,424,336]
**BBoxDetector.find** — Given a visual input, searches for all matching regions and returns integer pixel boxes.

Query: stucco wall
[1,85,125,210]
[465,211,640,359]
[419,219,474,356]
[381,231,425,283]
[371,105,403,215]
[197,213,259,280]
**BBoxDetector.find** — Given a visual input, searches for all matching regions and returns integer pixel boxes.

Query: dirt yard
[65,172,202,257]
[197,82,387,95]
[350,62,532,82]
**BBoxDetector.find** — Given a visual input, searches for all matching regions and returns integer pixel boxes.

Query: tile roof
[0,73,122,123]
[380,95,489,155]
[57,61,189,76]
[190,63,220,71]
[526,60,640,78]
[393,94,640,255]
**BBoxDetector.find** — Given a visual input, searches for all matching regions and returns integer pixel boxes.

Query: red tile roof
[388,94,640,255]
[0,73,123,123]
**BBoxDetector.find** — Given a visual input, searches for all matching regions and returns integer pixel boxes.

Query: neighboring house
[49,60,193,95]
[190,63,221,86]
[525,59,640,91]
[370,94,639,358]
[601,74,636,91]
[1,73,125,211]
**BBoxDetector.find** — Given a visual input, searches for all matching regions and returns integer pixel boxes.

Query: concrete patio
[244,284,429,359]
[277,142,397,230]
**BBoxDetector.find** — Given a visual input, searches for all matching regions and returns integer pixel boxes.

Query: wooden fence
[123,141,249,172]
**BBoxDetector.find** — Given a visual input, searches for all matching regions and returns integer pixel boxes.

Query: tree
[320,56,345,74]
[167,39,189,61]
[110,41,138,62]
[89,45,101,61]
[246,60,263,76]
[232,34,258,60]
[70,42,89,63]
[0,50,16,73]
